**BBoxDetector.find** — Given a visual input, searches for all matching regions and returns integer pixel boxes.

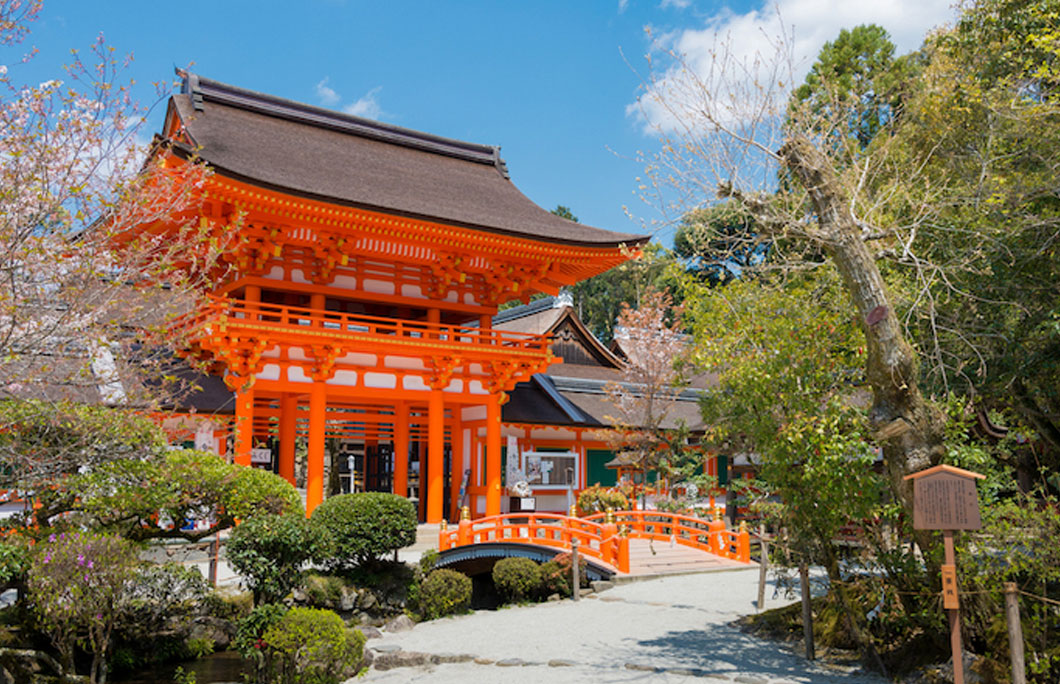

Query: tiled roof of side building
[168,73,648,249]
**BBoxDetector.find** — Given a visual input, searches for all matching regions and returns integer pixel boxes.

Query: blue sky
[12,0,954,245]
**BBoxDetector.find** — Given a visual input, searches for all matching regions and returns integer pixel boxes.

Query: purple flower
[48,534,56,543]
[77,554,86,566]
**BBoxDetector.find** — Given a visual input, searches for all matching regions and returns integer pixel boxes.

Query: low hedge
[418,568,471,620]
[310,493,417,571]
[492,557,542,603]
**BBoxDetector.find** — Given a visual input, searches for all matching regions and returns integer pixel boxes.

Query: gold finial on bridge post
[569,504,577,518]
[461,506,470,521]
[441,519,448,532]
[605,507,615,524]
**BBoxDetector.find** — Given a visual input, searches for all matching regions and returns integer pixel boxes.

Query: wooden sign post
[904,464,985,684]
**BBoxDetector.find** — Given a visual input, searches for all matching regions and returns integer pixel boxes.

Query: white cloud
[618,0,629,13]
[343,86,384,120]
[315,77,340,106]
[660,0,692,9]
[631,0,956,133]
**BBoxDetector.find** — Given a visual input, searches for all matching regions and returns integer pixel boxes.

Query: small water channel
[114,651,247,684]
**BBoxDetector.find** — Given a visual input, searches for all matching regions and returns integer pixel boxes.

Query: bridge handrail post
[737,521,750,563]
[617,529,630,573]
[458,507,471,547]
[439,519,450,551]
[708,508,726,556]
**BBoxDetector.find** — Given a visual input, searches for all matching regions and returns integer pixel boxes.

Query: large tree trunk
[778,136,947,523]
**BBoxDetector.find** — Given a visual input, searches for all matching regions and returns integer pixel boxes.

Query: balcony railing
[176,295,553,361]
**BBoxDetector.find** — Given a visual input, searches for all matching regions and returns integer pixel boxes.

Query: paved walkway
[356,568,887,684]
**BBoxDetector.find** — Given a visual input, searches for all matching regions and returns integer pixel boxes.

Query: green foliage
[258,607,364,684]
[957,493,1060,681]
[117,562,210,644]
[492,557,542,603]
[310,492,417,571]
[0,400,168,494]
[72,448,301,542]
[418,568,472,620]
[235,602,288,661]
[791,24,922,152]
[568,242,679,344]
[687,270,883,574]
[673,200,765,285]
[576,485,628,515]
[301,572,354,609]
[419,548,439,576]
[0,538,29,587]
[27,531,140,682]
[228,513,323,605]
[539,552,587,598]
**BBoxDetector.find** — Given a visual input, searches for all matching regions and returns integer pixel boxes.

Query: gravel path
[355,568,888,683]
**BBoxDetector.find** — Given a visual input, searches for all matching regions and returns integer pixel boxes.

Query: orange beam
[306,381,326,516]
[234,385,254,466]
[393,402,409,499]
[426,389,444,524]
[485,393,502,516]
[278,393,297,484]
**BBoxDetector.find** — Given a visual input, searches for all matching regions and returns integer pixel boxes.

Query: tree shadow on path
[628,623,880,683]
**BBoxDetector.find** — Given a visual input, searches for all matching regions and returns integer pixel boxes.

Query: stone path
[353,568,887,684]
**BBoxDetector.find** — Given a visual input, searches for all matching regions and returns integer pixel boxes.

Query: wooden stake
[943,530,964,684]
[571,538,580,602]
[208,535,219,587]
[800,563,814,661]
[757,524,768,612]
[1004,582,1026,684]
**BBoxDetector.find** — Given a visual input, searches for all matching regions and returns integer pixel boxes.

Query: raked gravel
[352,567,888,684]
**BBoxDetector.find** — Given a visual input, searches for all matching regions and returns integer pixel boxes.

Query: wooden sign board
[904,465,984,531]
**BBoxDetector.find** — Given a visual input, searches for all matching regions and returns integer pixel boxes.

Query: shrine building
[149,73,649,522]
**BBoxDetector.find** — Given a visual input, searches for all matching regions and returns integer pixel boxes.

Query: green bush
[577,485,629,515]
[302,572,346,608]
[0,538,29,587]
[310,493,416,571]
[539,552,587,597]
[419,548,440,575]
[260,607,365,684]
[228,513,323,604]
[235,602,288,683]
[418,569,471,620]
[492,557,542,603]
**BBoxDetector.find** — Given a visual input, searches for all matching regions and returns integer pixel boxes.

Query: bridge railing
[583,510,751,563]
[438,512,632,572]
[438,510,751,573]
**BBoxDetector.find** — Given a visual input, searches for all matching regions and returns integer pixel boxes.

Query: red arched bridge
[437,510,752,576]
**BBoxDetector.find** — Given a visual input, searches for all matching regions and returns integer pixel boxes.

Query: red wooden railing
[584,510,751,564]
[175,294,553,358]
[438,510,751,574]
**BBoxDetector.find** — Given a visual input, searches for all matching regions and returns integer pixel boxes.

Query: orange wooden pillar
[485,393,502,516]
[306,380,326,516]
[234,384,254,466]
[449,410,463,522]
[393,402,409,498]
[426,389,445,523]
[278,393,297,485]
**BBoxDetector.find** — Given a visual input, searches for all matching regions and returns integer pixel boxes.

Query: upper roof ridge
[179,70,510,178]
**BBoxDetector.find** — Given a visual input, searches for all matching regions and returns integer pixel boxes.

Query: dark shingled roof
[169,74,648,249]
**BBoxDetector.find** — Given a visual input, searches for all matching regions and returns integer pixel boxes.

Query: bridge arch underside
[435,542,615,582]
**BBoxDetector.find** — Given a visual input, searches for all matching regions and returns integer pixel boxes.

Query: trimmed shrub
[492,557,542,603]
[261,607,365,684]
[228,513,323,604]
[540,552,588,597]
[577,485,629,515]
[310,493,417,571]
[419,548,440,575]
[418,568,471,620]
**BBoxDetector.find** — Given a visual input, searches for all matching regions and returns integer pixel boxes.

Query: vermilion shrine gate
[144,73,648,521]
